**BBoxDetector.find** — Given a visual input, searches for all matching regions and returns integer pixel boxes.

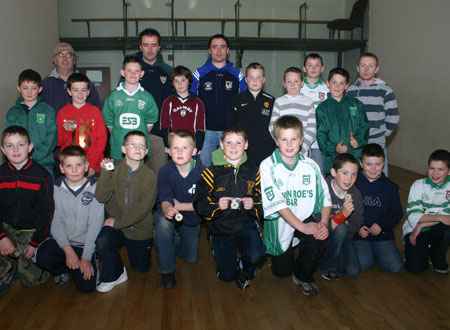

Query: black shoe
[236,268,251,290]
[161,272,176,288]
[0,263,18,297]
[429,259,449,275]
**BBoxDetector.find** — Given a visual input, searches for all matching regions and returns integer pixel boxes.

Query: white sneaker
[97,267,128,293]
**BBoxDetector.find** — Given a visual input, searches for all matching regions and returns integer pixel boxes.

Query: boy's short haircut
[361,143,385,160]
[359,52,379,66]
[328,67,350,84]
[123,130,147,146]
[303,53,324,66]
[283,67,303,81]
[221,126,248,142]
[60,145,87,165]
[168,129,196,148]
[208,34,229,48]
[245,62,265,77]
[122,54,142,70]
[332,153,358,171]
[2,126,31,144]
[273,115,303,140]
[170,66,193,87]
[67,72,90,90]
[139,28,161,45]
[428,149,450,168]
[18,69,42,87]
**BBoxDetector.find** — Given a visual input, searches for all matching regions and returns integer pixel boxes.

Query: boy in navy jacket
[354,143,403,273]
[155,130,205,288]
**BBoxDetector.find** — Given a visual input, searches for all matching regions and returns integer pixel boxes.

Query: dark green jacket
[5,97,57,167]
[316,93,370,173]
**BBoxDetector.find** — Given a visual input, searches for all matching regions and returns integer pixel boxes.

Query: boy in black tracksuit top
[194,127,265,290]
[227,62,275,165]
[0,126,54,296]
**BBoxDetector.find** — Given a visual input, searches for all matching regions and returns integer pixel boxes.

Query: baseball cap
[53,42,75,56]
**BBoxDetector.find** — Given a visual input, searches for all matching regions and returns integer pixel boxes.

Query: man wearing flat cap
[41,42,102,114]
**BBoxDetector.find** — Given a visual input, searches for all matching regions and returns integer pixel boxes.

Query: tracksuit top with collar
[227,89,276,165]
[41,67,103,114]
[0,159,54,247]
[193,149,262,237]
[135,52,173,137]
[190,58,247,131]
[5,97,57,167]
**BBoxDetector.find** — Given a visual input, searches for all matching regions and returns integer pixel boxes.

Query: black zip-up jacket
[227,90,276,165]
[193,149,262,236]
[0,159,54,247]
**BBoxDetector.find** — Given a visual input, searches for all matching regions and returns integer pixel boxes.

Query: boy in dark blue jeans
[155,130,205,288]
[354,143,403,273]
[194,127,265,290]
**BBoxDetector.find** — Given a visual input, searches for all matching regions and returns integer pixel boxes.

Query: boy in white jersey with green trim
[261,115,331,296]
[300,53,329,173]
[403,149,450,275]
[102,55,158,162]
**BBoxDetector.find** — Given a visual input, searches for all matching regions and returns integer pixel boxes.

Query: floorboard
[0,165,449,330]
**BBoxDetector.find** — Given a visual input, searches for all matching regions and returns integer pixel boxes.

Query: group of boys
[0,30,449,298]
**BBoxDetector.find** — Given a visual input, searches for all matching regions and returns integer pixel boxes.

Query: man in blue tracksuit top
[190,34,246,166]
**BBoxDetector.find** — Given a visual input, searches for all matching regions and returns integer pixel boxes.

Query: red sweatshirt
[57,103,107,172]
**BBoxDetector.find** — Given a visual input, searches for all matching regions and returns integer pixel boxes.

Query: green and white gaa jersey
[102,83,158,159]
[260,149,331,255]
[403,176,450,238]
[300,77,329,109]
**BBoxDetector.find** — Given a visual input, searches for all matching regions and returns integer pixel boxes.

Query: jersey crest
[264,186,274,201]
[225,81,233,91]
[36,113,45,124]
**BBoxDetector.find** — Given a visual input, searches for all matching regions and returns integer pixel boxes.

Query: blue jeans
[310,148,324,174]
[210,222,266,282]
[96,226,153,282]
[353,239,403,273]
[199,130,222,167]
[154,209,201,274]
[340,239,361,276]
[320,223,348,272]
[36,238,98,293]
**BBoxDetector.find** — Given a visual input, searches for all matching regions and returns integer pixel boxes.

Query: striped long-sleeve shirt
[346,78,399,145]
[269,94,316,155]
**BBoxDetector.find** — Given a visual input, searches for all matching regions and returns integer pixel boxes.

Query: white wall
[59,0,345,39]
[369,0,450,173]
[69,0,347,97]
[0,0,59,130]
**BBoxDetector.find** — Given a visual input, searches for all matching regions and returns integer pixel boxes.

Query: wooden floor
[1,165,449,330]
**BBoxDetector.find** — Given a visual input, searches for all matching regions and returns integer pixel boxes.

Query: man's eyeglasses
[56,52,74,58]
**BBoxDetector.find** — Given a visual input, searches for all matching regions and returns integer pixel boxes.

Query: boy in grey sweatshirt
[36,146,104,293]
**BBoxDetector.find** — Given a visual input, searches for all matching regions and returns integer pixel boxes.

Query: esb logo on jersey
[119,113,140,129]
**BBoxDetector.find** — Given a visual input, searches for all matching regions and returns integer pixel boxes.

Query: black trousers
[36,238,98,293]
[271,217,325,282]
[405,223,450,273]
